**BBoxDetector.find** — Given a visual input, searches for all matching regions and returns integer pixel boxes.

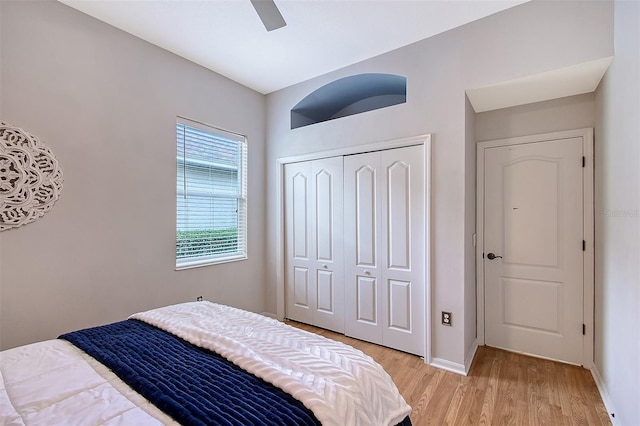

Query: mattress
[0,301,412,425]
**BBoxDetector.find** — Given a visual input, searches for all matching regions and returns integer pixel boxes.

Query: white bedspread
[0,339,177,426]
[131,301,411,426]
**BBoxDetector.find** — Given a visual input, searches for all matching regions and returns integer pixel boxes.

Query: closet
[284,145,425,356]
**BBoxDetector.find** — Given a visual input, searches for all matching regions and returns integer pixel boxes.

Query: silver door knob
[364,270,371,275]
[487,252,503,260]
[322,265,328,269]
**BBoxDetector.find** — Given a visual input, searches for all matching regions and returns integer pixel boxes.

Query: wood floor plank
[286,321,611,425]
[424,371,458,424]
[443,382,468,425]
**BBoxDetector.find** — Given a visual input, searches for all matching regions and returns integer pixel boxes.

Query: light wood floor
[287,321,611,426]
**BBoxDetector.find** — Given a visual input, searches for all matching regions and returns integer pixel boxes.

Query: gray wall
[265,0,613,366]
[3,6,636,423]
[463,95,476,363]
[594,1,640,424]
[0,1,267,350]
[475,93,596,142]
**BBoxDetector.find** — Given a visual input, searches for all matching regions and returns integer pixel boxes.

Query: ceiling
[58,0,528,95]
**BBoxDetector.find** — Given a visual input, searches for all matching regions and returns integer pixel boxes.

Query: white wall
[0,1,267,350]
[594,1,640,424]
[265,0,613,366]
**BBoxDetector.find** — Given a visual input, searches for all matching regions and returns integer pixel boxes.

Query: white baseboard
[430,340,478,376]
[464,339,479,374]
[591,365,619,425]
[259,312,278,320]
[430,357,467,375]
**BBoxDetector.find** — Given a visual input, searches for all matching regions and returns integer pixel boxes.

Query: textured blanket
[131,302,412,426]
[60,319,320,426]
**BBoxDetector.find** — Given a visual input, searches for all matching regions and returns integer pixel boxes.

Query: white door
[483,137,584,364]
[344,145,425,356]
[284,157,344,333]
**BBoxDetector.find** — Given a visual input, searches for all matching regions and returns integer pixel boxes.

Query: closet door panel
[315,170,334,261]
[311,157,344,333]
[355,165,377,267]
[388,279,411,331]
[293,267,310,307]
[357,276,378,324]
[382,145,425,356]
[345,152,383,344]
[292,172,309,259]
[316,270,334,312]
[284,162,313,324]
[285,157,344,333]
[387,161,411,270]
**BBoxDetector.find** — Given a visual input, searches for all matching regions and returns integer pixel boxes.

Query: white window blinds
[176,118,247,268]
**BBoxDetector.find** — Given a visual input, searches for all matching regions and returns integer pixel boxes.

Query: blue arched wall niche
[291,73,407,129]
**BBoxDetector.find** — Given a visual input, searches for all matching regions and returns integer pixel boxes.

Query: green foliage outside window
[176,228,238,259]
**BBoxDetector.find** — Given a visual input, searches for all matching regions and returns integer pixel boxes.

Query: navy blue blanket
[60,319,320,426]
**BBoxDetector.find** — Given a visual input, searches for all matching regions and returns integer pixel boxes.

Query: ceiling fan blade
[250,0,287,31]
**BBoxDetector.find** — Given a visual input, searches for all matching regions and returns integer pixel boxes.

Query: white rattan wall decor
[0,122,64,231]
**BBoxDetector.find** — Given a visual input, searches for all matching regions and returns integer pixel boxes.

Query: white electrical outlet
[442,311,452,326]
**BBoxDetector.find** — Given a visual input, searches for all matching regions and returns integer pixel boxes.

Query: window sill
[176,254,247,271]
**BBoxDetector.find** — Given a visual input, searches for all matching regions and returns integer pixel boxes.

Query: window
[176,118,247,269]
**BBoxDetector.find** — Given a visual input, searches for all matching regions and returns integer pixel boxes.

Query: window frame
[175,117,248,270]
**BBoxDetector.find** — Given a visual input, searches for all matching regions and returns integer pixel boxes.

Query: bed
[0,301,412,425]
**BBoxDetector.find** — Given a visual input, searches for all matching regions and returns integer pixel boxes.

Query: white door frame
[276,134,432,363]
[476,128,594,369]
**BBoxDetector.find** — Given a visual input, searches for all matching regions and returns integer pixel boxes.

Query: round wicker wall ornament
[0,122,64,231]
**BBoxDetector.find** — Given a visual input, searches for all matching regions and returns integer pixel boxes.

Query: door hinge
[583,324,586,335]
[583,240,586,251]
[582,156,586,167]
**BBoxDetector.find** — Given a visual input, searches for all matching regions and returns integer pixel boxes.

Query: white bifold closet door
[344,145,425,356]
[284,157,344,333]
